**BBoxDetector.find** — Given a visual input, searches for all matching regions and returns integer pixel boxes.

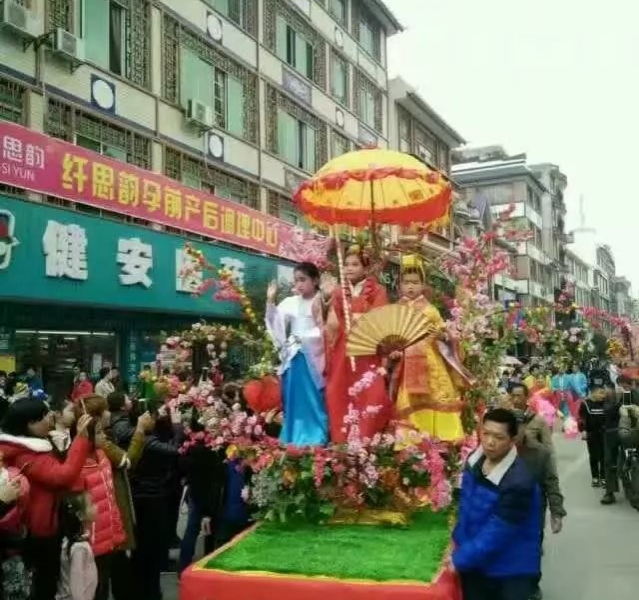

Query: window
[277,109,316,172]
[276,16,314,79]
[0,78,26,124]
[332,131,350,158]
[181,173,201,189]
[398,111,410,153]
[75,0,83,36]
[165,147,259,209]
[328,0,346,25]
[268,191,302,225]
[415,128,436,165]
[208,0,243,27]
[437,144,449,172]
[84,0,125,76]
[352,2,381,60]
[180,47,245,137]
[76,134,127,162]
[215,184,254,207]
[416,143,433,164]
[358,87,376,129]
[330,52,348,105]
[45,98,152,169]
[359,19,374,56]
[0,79,27,197]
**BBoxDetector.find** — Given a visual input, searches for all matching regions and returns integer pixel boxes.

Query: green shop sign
[0,195,290,318]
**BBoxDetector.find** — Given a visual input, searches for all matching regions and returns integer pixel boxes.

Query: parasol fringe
[331,226,356,372]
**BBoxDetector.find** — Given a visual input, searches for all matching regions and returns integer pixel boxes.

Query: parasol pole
[370,179,377,254]
[331,226,356,371]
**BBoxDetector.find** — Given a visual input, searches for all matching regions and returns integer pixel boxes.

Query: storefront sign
[0,121,328,263]
[0,195,284,318]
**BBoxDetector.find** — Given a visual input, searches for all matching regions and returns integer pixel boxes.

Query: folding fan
[346,304,438,357]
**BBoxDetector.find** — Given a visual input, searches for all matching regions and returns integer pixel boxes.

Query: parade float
[171,149,470,600]
[166,148,632,600]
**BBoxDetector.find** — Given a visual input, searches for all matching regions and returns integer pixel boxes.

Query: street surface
[158,434,639,600]
[541,435,639,600]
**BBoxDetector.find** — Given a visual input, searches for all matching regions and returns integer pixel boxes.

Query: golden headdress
[400,254,425,282]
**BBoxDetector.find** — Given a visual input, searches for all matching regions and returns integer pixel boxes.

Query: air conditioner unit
[0,0,42,39]
[186,99,214,129]
[52,27,84,62]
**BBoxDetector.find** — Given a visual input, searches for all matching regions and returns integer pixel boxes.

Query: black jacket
[603,396,622,431]
[579,399,606,434]
[110,411,183,499]
[180,442,226,518]
[179,441,253,523]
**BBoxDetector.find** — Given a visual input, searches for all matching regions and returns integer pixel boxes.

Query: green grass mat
[206,511,451,583]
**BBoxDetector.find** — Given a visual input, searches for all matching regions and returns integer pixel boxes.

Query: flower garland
[183,244,259,329]
[241,421,458,524]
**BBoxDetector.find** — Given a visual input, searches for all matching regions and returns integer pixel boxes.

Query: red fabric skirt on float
[180,530,461,600]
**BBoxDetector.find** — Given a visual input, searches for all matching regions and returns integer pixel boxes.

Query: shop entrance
[14,330,118,396]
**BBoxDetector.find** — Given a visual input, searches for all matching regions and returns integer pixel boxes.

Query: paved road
[542,435,639,600]
[160,434,639,600]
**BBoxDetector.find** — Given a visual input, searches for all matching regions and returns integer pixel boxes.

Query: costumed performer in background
[324,244,390,443]
[390,255,471,442]
[265,262,328,446]
[551,365,578,418]
[569,362,589,403]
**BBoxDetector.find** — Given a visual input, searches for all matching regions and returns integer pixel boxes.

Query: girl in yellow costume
[391,255,472,442]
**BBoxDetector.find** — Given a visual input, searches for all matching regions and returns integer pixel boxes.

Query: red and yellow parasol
[293,148,452,228]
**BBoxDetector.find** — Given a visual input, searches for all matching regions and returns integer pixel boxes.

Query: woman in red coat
[324,245,391,443]
[71,371,94,403]
[0,398,92,600]
[73,395,126,600]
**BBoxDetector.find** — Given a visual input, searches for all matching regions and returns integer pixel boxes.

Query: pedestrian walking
[452,408,542,600]
[578,384,606,487]
[514,409,566,600]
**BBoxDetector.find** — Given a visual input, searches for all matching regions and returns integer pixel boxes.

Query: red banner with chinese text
[0,121,329,263]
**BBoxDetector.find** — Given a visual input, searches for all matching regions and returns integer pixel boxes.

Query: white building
[530,163,569,302]
[0,0,402,223]
[452,147,553,306]
[564,247,593,309]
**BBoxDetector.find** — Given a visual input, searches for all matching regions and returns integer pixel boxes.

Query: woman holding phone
[0,397,92,600]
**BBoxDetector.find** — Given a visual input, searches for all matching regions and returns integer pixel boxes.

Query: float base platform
[180,511,461,600]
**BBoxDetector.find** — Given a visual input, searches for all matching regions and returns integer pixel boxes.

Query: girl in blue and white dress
[265,262,328,447]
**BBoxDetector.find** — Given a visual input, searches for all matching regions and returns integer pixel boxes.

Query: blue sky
[385,0,639,292]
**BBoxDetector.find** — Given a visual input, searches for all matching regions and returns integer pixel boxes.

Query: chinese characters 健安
[42,220,154,288]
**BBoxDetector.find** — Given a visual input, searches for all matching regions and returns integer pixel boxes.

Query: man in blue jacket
[452,408,543,600]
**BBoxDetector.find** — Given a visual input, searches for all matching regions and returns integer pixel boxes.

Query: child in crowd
[72,395,125,600]
[0,451,31,600]
[56,493,98,600]
[49,398,77,456]
[578,384,606,487]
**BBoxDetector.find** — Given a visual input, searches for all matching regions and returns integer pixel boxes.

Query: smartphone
[622,391,633,407]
